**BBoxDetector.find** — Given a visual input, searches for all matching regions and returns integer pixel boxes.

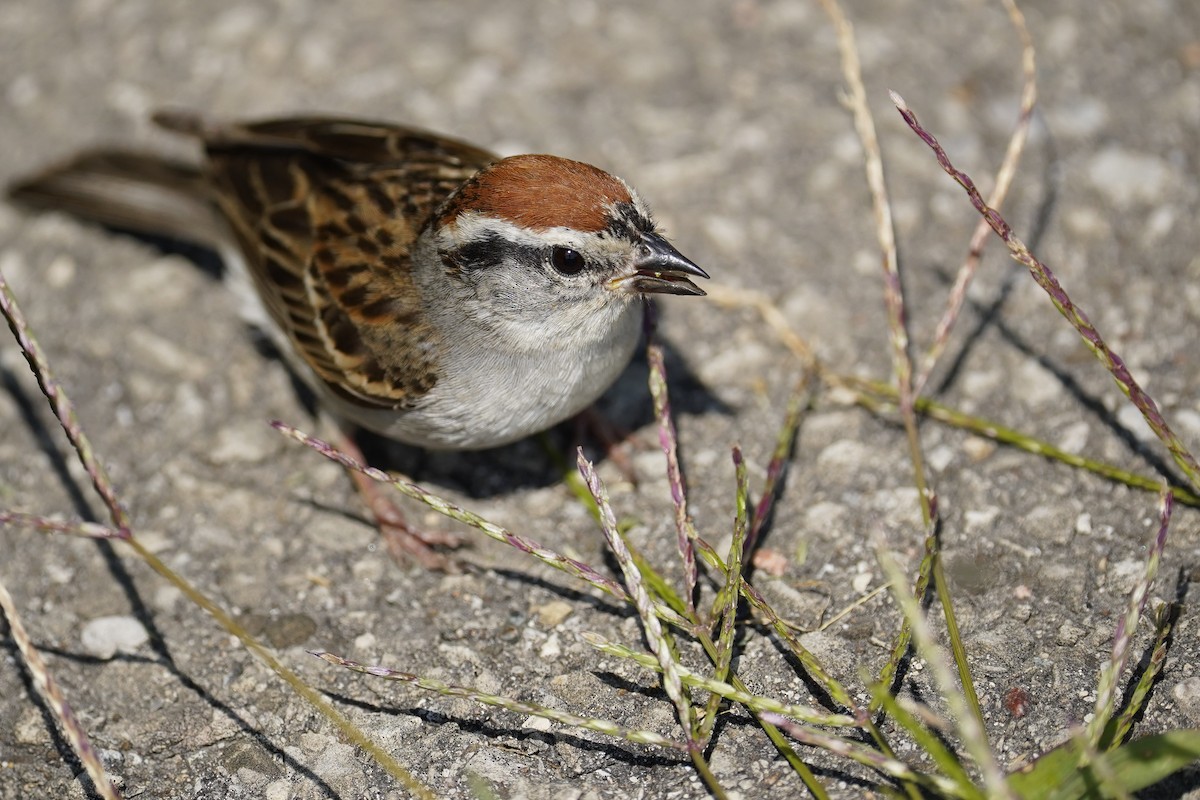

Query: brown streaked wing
[192,117,497,409]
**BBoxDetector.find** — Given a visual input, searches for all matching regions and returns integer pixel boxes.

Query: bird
[8,111,709,568]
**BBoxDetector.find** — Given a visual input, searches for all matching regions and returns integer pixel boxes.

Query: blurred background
[1,1,1198,797]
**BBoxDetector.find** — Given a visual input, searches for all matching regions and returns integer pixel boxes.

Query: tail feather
[7,151,225,248]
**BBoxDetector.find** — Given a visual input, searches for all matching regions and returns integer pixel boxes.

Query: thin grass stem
[1087,489,1173,747]
[879,548,1014,798]
[890,91,1200,494]
[312,651,688,752]
[0,578,122,799]
[913,0,1037,395]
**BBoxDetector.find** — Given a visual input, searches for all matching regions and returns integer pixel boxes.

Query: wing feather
[169,115,497,408]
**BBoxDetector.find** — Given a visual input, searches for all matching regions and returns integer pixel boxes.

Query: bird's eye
[550,247,586,275]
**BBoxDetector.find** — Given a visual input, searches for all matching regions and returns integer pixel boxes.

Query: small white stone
[45,563,75,585]
[209,420,279,464]
[1172,677,1200,723]
[105,81,152,119]
[45,254,76,288]
[1144,205,1177,240]
[1107,558,1146,596]
[962,436,997,462]
[299,732,330,756]
[1086,147,1172,206]
[804,502,849,542]
[539,633,562,659]
[1056,622,1085,647]
[309,741,365,796]
[210,5,266,42]
[1115,405,1155,443]
[153,585,183,612]
[126,328,204,378]
[1056,421,1090,454]
[960,368,1004,402]
[1045,97,1108,138]
[15,708,49,744]
[1064,206,1110,237]
[236,767,269,792]
[172,382,208,422]
[1175,409,1200,440]
[1016,360,1064,407]
[264,780,293,800]
[80,615,149,660]
[851,247,879,276]
[702,214,747,254]
[815,440,872,472]
[522,715,552,732]
[533,599,574,628]
[965,507,1001,532]
[698,339,771,385]
[7,73,40,107]
[851,571,873,594]
[869,488,924,530]
[926,444,955,473]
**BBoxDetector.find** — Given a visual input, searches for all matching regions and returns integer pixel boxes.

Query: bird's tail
[7,150,225,248]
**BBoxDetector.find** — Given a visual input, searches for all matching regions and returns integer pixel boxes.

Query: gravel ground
[1,1,1199,798]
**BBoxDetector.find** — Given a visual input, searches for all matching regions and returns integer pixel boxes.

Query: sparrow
[8,111,708,567]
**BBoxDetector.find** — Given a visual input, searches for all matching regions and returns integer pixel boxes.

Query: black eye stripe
[551,246,586,275]
[441,232,596,279]
[442,231,511,273]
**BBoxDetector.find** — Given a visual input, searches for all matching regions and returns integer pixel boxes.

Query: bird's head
[427,154,707,343]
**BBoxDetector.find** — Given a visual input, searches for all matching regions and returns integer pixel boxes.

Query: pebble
[868,487,924,529]
[815,440,873,476]
[1016,360,1065,408]
[1115,404,1156,443]
[804,501,849,538]
[851,571,873,594]
[1055,622,1085,647]
[208,420,280,464]
[533,600,574,628]
[44,254,76,287]
[80,615,149,660]
[539,633,562,659]
[965,506,1001,532]
[15,708,49,744]
[1172,677,1200,724]
[962,436,997,462]
[522,714,552,732]
[1106,558,1146,596]
[264,781,293,800]
[309,741,366,797]
[1045,97,1108,138]
[1056,421,1090,454]
[1086,147,1171,206]
[926,444,955,473]
[1175,409,1200,440]
[751,548,788,577]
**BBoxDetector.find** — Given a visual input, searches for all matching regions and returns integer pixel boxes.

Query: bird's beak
[612,232,709,297]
